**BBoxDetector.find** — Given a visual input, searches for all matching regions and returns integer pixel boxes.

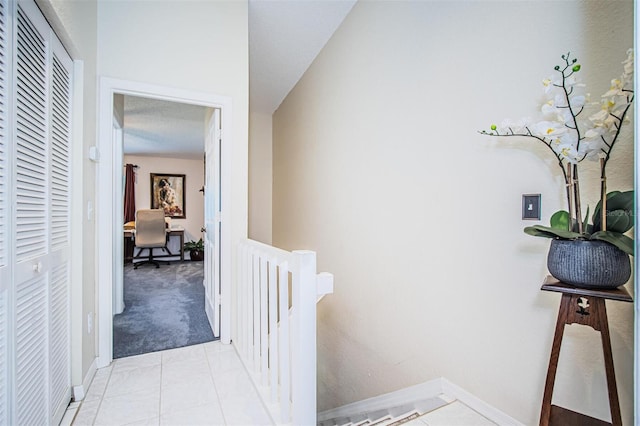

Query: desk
[124,227,185,262]
[540,276,632,426]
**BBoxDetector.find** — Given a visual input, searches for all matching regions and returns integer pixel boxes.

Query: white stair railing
[236,239,334,425]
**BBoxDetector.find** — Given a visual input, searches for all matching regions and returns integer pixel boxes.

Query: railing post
[292,250,317,425]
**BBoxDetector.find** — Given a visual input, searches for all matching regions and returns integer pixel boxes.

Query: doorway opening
[112,94,217,359]
[97,78,232,368]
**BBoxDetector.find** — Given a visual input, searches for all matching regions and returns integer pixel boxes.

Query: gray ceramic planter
[547,239,631,288]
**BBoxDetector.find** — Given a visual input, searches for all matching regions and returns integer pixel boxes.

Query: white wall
[41,0,248,385]
[97,0,247,352]
[249,111,273,244]
[123,155,205,251]
[273,1,634,424]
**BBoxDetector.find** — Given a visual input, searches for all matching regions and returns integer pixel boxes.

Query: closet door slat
[50,54,70,250]
[0,0,6,271]
[15,276,48,426]
[15,5,47,263]
[49,264,70,419]
[0,0,9,423]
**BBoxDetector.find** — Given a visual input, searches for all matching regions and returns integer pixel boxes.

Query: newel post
[291,250,317,425]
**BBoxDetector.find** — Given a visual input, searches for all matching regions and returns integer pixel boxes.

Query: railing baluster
[237,244,244,356]
[291,251,317,425]
[279,260,291,423]
[268,258,278,403]
[234,239,332,425]
[260,256,268,385]
[244,245,251,361]
[252,249,260,371]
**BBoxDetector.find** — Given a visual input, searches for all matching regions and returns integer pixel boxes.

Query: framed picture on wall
[150,173,186,218]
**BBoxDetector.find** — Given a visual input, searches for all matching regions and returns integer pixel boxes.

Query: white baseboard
[317,378,446,422]
[317,377,525,426]
[72,357,98,402]
[440,378,524,426]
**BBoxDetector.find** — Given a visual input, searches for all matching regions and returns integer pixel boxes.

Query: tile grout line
[88,363,115,425]
[205,342,229,425]
[159,353,164,425]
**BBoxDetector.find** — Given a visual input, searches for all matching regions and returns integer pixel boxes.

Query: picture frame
[150,173,186,218]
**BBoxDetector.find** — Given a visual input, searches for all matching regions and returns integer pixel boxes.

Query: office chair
[133,209,168,269]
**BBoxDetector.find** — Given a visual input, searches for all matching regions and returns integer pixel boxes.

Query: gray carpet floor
[113,261,216,359]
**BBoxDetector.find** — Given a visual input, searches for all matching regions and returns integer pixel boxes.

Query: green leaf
[524,226,557,238]
[524,225,583,239]
[608,190,633,210]
[582,206,590,233]
[592,192,620,226]
[550,210,569,230]
[592,190,634,233]
[606,213,632,234]
[591,231,634,256]
[584,223,594,235]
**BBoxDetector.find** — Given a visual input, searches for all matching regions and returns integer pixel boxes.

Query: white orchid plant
[480,50,634,255]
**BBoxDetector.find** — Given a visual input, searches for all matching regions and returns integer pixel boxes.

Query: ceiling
[249,0,357,114]
[123,0,356,159]
[123,96,208,159]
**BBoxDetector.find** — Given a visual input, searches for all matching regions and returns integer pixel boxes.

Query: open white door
[112,113,124,315]
[204,109,222,337]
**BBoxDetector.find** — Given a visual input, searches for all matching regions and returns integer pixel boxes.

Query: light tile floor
[68,341,272,426]
[65,341,496,426]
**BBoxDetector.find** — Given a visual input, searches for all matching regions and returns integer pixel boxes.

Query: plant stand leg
[540,293,570,426]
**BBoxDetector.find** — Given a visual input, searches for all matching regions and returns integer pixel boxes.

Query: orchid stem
[573,164,583,234]
[567,164,575,231]
[601,158,607,232]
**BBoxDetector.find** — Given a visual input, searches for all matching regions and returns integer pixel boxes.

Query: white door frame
[96,78,232,368]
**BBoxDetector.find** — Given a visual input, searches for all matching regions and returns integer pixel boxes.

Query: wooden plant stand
[539,276,632,426]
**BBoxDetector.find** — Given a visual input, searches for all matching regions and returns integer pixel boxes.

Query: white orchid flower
[541,100,557,116]
[584,127,604,139]
[564,75,585,89]
[588,109,609,125]
[551,139,579,163]
[602,79,624,98]
[559,132,578,145]
[578,135,607,160]
[570,95,586,108]
[542,77,557,95]
[531,120,567,138]
[622,49,634,80]
[499,117,531,134]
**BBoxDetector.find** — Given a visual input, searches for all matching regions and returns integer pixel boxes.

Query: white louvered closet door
[48,26,72,426]
[7,0,73,424]
[0,0,9,423]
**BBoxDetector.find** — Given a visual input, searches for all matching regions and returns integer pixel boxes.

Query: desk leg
[179,232,184,261]
[540,293,571,426]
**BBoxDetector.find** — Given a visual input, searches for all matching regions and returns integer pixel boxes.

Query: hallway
[64,339,498,426]
[66,342,271,425]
